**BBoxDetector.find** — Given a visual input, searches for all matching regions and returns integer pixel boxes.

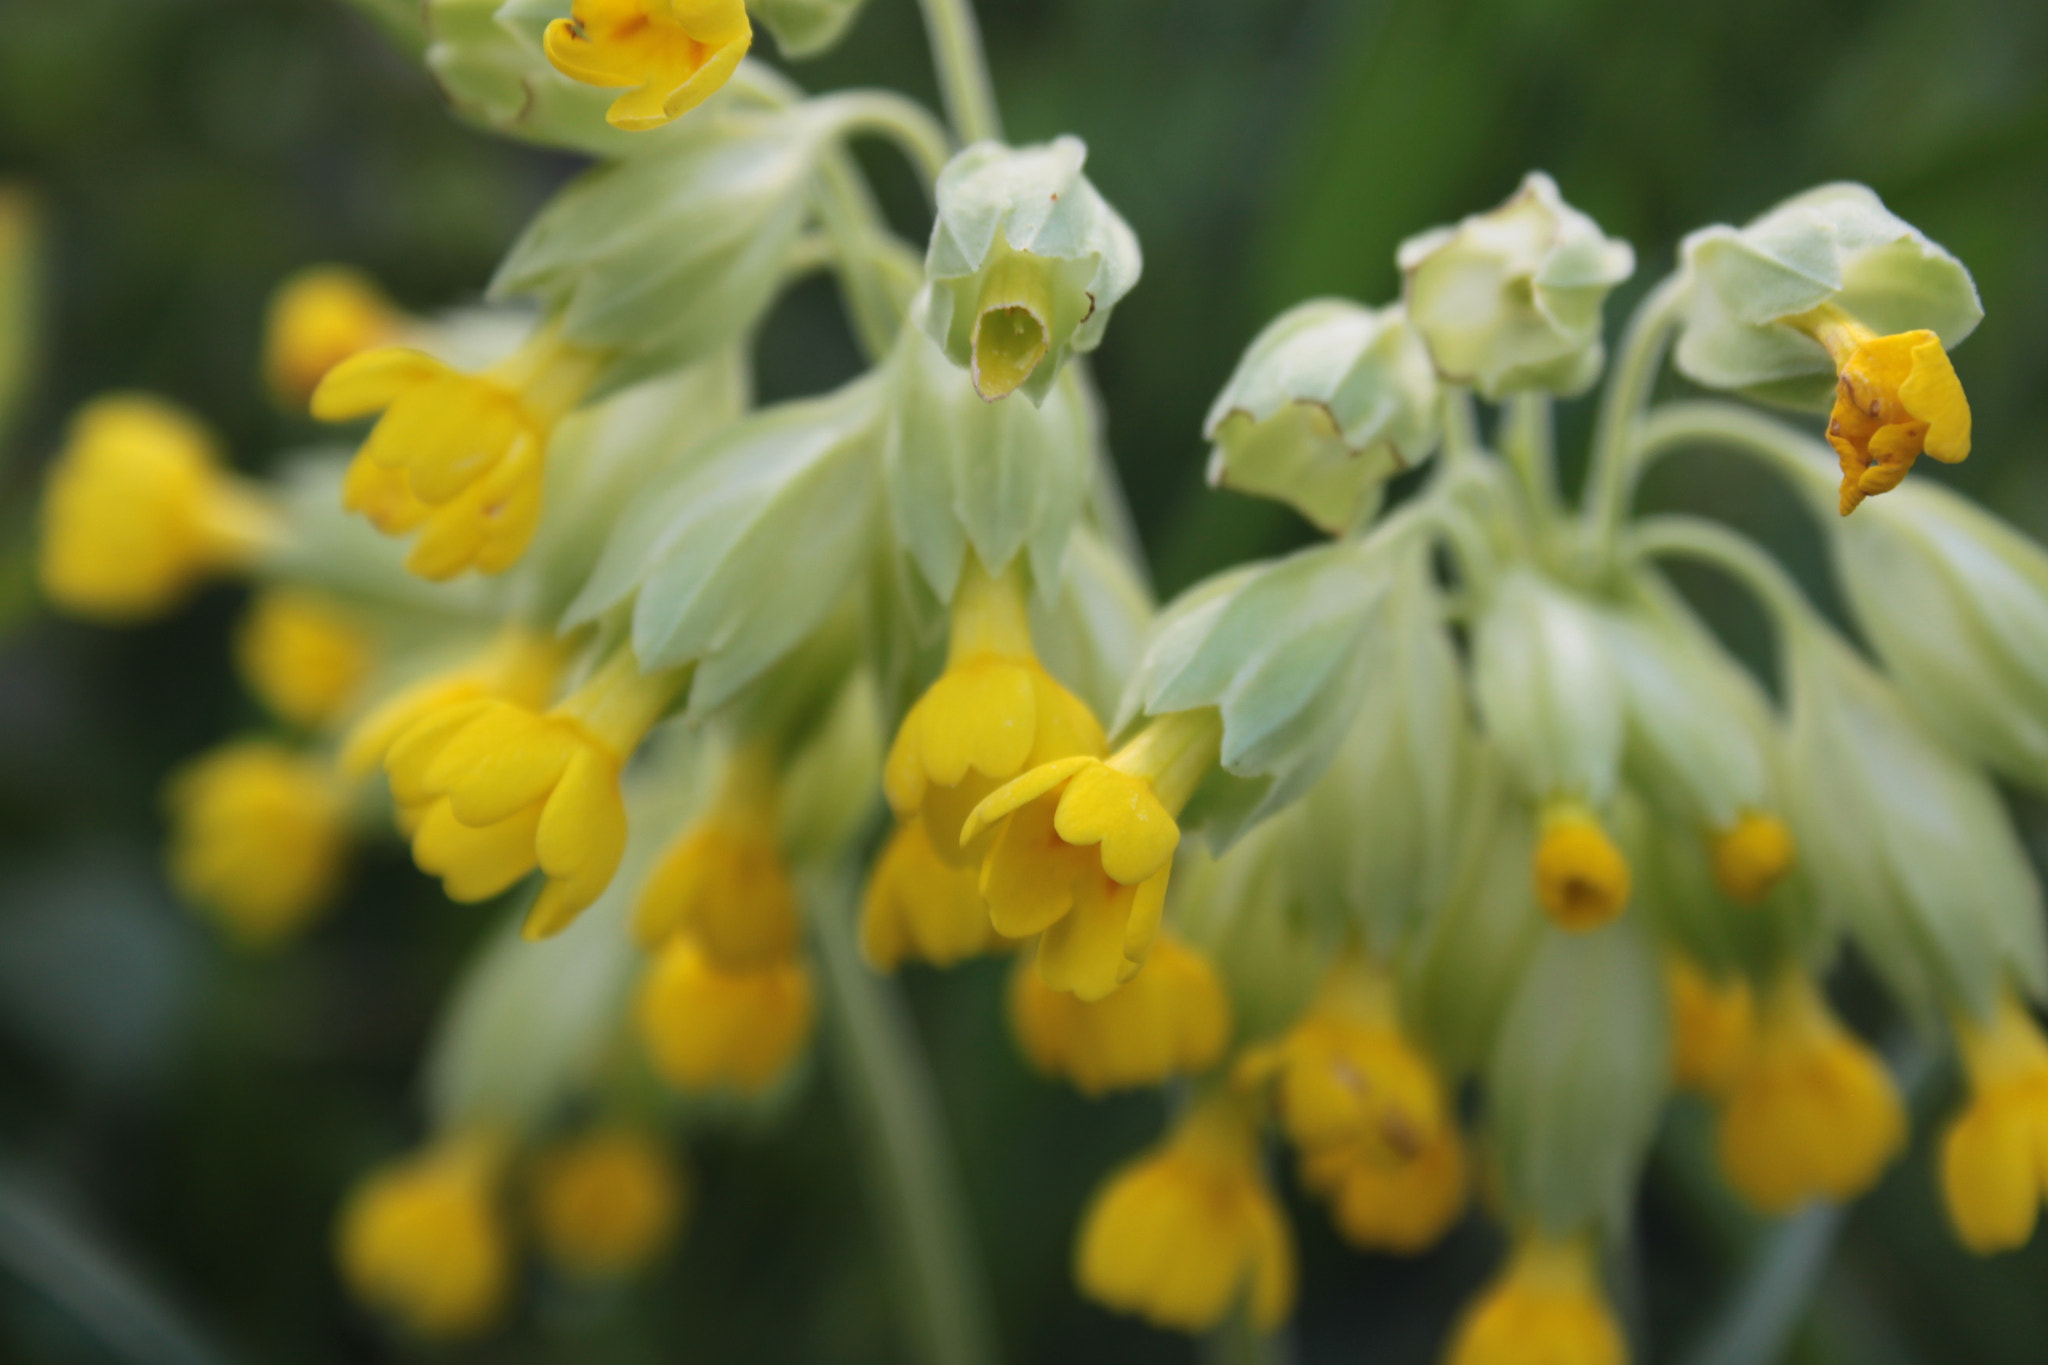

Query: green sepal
[1470,567,1624,807]
[751,0,871,58]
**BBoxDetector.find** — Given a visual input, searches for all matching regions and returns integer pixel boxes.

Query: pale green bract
[750,0,873,59]
[1675,182,1983,407]
[1470,567,1626,807]
[1202,299,1440,534]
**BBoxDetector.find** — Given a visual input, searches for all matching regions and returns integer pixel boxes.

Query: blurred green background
[2,0,2047,1361]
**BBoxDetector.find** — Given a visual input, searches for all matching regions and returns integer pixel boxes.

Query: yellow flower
[1298,1121,1468,1255]
[312,326,602,580]
[1009,933,1231,1095]
[1716,970,1905,1214]
[236,588,375,729]
[1240,957,1449,1164]
[1532,801,1630,931]
[963,708,1221,1002]
[336,1134,511,1340]
[1941,989,2048,1254]
[165,740,349,948]
[543,0,752,132]
[637,933,814,1095]
[861,819,1011,972]
[38,395,279,621]
[634,746,799,966]
[1708,811,1796,906]
[263,265,403,408]
[883,558,1106,867]
[529,1127,686,1279]
[386,650,688,939]
[1795,305,1970,516]
[1444,1232,1627,1365]
[340,627,566,777]
[1075,1093,1295,1334]
[1667,956,1754,1097]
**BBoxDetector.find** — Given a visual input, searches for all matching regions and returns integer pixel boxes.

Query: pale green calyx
[1780,619,2048,1022]
[1203,300,1441,534]
[1470,568,1625,807]
[881,317,1097,600]
[1397,171,1634,399]
[1674,182,1982,407]
[922,136,1143,404]
[492,101,831,395]
[750,0,871,59]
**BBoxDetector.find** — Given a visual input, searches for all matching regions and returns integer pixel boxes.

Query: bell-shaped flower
[861,819,1010,971]
[263,265,405,408]
[633,745,799,967]
[165,740,349,948]
[528,1126,686,1280]
[336,1133,511,1340]
[1444,1232,1626,1365]
[235,589,374,730]
[1941,989,2048,1254]
[636,933,814,1094]
[1008,934,1230,1095]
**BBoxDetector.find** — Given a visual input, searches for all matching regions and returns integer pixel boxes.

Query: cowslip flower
[312,324,603,580]
[340,627,566,778]
[235,588,374,730]
[963,708,1221,1002]
[1007,933,1230,1095]
[637,933,814,1095]
[263,264,403,408]
[336,1133,511,1340]
[1532,801,1631,931]
[861,819,1009,972]
[1075,1093,1295,1335]
[883,558,1105,868]
[1444,1232,1626,1365]
[1941,990,2048,1254]
[633,746,799,967]
[386,648,689,939]
[1715,970,1905,1213]
[165,741,349,948]
[529,1127,686,1279]
[1297,1119,1468,1255]
[542,0,752,132]
[1708,811,1796,906]
[1666,956,1754,1097]
[38,395,280,621]
[1791,303,1970,515]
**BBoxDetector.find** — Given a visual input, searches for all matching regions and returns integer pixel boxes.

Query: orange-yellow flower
[1941,990,2048,1254]
[861,819,1011,971]
[1445,1232,1626,1365]
[634,746,799,967]
[543,0,752,132]
[1794,304,1970,516]
[1009,933,1230,1094]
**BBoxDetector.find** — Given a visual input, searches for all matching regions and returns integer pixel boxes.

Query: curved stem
[809,868,999,1365]
[1632,400,1837,512]
[811,89,956,190]
[1626,515,1819,642]
[1581,276,1686,556]
[814,152,920,362]
[916,0,1003,145]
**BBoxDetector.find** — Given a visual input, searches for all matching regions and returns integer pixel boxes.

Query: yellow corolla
[1008,933,1230,1095]
[543,0,752,132]
[529,1127,686,1279]
[1666,956,1755,1097]
[1297,1121,1468,1255]
[236,588,374,729]
[1075,1093,1295,1335]
[1941,989,2048,1254]
[340,627,566,777]
[637,934,814,1095]
[1708,811,1796,906]
[1532,801,1631,931]
[884,558,1105,867]
[336,1133,511,1340]
[1793,303,1970,516]
[1445,1232,1627,1365]
[263,264,404,408]
[634,746,799,967]
[165,740,349,947]
[312,326,601,580]
[963,709,1220,1002]
[861,819,1010,972]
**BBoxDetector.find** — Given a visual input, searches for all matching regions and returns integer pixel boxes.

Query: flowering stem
[917,0,1004,145]
[1626,515,1816,640]
[814,152,920,361]
[1581,276,1686,560]
[808,869,999,1365]
[1630,400,1836,513]
[814,90,957,189]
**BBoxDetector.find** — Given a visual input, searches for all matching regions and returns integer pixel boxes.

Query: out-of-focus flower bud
[336,1133,511,1340]
[922,136,1141,403]
[236,589,375,730]
[1445,1232,1626,1365]
[165,741,350,948]
[529,1127,686,1279]
[749,0,870,58]
[1203,300,1440,534]
[264,265,406,409]
[1009,934,1230,1095]
[1397,172,1633,399]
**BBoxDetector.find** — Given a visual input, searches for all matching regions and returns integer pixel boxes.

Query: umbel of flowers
[31,0,2048,1359]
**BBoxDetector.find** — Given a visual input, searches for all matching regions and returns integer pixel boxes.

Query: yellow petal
[312,347,447,422]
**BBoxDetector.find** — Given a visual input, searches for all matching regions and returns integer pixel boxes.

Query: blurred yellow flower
[1666,956,1754,1097]
[543,0,752,132]
[1941,990,2048,1254]
[236,588,374,729]
[861,818,1009,971]
[638,934,814,1095]
[166,740,348,948]
[634,746,799,965]
[1532,802,1630,931]
[1008,933,1229,1095]
[1445,1232,1626,1365]
[530,1127,686,1279]
[1297,1121,1468,1256]
[336,1134,511,1340]
[1708,811,1795,906]
[263,265,403,408]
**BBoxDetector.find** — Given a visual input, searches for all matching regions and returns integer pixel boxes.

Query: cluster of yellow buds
[31,0,2048,1359]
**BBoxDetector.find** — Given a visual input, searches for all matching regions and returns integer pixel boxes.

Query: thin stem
[916,0,1004,145]
[814,152,921,362]
[1581,276,1686,557]
[809,868,999,1365]
[1632,400,1837,512]
[1202,1315,1292,1365]
[1438,386,1482,466]
[1626,515,1817,640]
[811,89,956,190]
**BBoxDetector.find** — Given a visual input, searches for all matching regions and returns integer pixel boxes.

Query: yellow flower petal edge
[1791,303,1972,516]
[1009,933,1230,1094]
[542,0,753,132]
[1941,989,2048,1255]
[1445,1232,1627,1365]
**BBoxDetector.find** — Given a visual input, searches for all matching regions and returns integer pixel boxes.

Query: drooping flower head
[529,1127,687,1279]
[1075,1092,1295,1335]
[634,745,799,966]
[385,648,689,939]
[1532,800,1631,931]
[637,934,814,1095]
[861,818,1011,971]
[1445,1232,1627,1365]
[236,588,375,730]
[963,708,1220,1001]
[1715,969,1905,1213]
[340,626,567,778]
[312,324,602,580]
[38,395,280,621]
[1009,932,1230,1095]
[165,740,350,948]
[263,265,404,408]
[543,0,753,132]
[336,1133,511,1340]
[884,557,1105,867]
[1792,304,1970,515]
[1941,990,2048,1254]
[1296,1119,1468,1256]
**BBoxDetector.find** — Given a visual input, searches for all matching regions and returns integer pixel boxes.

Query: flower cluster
[33,1,2048,1360]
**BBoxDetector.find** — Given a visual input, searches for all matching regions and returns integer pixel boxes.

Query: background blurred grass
[1,0,2046,1361]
